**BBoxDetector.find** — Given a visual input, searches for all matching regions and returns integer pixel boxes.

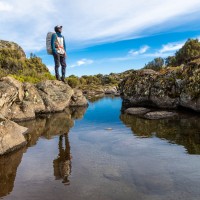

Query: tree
[165,56,177,67]
[175,39,200,65]
[143,57,164,71]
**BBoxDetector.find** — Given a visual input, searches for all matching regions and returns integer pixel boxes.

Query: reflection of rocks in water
[19,106,87,144]
[87,94,105,103]
[0,106,87,196]
[69,106,87,120]
[41,112,74,139]
[120,113,200,154]
[53,134,71,185]
[0,148,25,198]
[19,118,46,147]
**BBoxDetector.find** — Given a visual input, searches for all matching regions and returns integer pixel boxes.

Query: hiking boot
[61,77,66,83]
[56,76,61,81]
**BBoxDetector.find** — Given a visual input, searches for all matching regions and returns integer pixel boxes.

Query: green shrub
[67,77,80,88]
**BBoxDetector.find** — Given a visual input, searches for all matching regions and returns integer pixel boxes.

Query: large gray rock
[1,76,24,102]
[0,77,42,121]
[6,102,35,122]
[0,115,27,155]
[70,89,88,107]
[104,86,118,95]
[36,80,73,113]
[23,82,46,113]
[0,79,18,117]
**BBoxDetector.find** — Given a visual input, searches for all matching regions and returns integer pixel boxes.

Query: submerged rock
[144,111,177,120]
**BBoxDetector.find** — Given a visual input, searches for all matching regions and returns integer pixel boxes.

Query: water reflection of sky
[1,97,200,200]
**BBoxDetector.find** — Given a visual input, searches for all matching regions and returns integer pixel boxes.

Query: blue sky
[1,0,200,76]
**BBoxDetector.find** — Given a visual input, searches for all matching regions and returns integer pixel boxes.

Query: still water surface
[0,97,200,200]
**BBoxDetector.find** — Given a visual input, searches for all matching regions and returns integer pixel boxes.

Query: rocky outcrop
[0,76,88,121]
[120,61,200,112]
[0,115,27,155]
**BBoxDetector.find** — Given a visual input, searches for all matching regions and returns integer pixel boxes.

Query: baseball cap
[54,25,63,32]
[55,25,62,29]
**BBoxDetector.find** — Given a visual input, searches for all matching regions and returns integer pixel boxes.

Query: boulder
[6,102,35,122]
[125,107,151,115]
[0,79,18,117]
[104,86,118,95]
[0,115,27,155]
[36,80,73,113]
[1,76,24,102]
[70,89,88,107]
[23,82,46,113]
[144,111,177,120]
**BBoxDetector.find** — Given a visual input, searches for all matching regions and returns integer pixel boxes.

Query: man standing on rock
[51,25,67,82]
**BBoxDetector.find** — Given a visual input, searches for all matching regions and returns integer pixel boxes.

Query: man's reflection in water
[53,133,72,185]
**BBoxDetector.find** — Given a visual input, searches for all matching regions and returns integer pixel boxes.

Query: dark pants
[53,53,66,79]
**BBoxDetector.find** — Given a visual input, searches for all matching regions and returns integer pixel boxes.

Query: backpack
[46,32,55,55]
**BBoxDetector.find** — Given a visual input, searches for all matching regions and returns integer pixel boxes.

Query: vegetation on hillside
[66,70,133,89]
[0,42,55,83]
[143,57,164,71]
[143,39,200,71]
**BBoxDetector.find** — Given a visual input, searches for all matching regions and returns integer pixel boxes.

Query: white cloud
[0,2,13,11]
[109,39,186,62]
[159,42,184,53]
[69,59,94,68]
[128,45,150,56]
[0,0,200,51]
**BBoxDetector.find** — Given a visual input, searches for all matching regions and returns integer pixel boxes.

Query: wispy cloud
[69,59,94,68]
[0,0,200,51]
[128,46,150,56]
[159,42,184,53]
[108,39,186,62]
